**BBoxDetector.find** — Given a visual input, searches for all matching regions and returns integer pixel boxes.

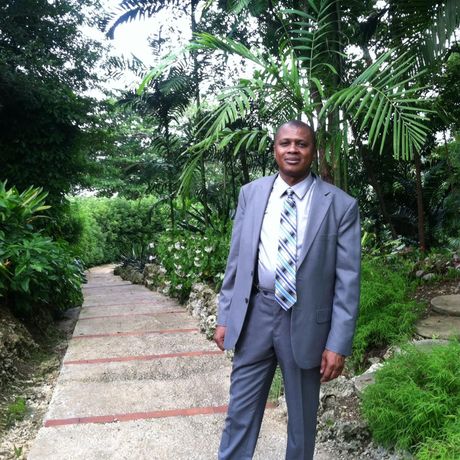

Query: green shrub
[69,196,165,266]
[0,181,84,316]
[4,397,27,428]
[416,419,460,460]
[361,341,460,457]
[152,221,232,302]
[351,257,423,369]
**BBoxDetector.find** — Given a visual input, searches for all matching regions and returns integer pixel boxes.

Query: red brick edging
[44,403,276,427]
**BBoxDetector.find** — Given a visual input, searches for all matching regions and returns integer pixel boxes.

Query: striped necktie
[275,188,297,310]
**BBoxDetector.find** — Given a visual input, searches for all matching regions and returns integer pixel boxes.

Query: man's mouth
[284,157,300,164]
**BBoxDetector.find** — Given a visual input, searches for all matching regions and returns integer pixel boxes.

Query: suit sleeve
[217,186,247,326]
[325,199,361,356]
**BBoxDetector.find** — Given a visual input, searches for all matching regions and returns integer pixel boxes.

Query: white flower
[174,242,181,250]
[148,242,154,249]
[194,260,201,267]
[176,284,183,290]
[204,246,213,253]
[148,255,154,261]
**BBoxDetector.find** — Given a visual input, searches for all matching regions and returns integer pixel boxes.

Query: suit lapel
[297,177,332,267]
[250,174,277,258]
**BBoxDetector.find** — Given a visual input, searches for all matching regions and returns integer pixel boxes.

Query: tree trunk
[240,149,250,185]
[414,151,426,251]
[361,146,397,239]
[229,149,238,209]
[318,144,334,183]
[191,0,210,225]
[164,123,175,232]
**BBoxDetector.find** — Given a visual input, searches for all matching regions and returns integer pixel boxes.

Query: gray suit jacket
[217,173,361,369]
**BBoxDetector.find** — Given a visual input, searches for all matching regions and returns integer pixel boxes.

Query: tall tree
[0,0,104,207]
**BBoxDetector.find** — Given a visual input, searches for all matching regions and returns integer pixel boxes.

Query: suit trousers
[218,289,321,460]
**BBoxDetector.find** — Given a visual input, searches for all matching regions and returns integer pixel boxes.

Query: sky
[82,1,196,96]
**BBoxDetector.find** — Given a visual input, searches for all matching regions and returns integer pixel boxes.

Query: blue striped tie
[275,188,297,310]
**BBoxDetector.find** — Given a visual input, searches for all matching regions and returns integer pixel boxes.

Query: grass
[350,257,424,370]
[361,340,460,458]
[4,397,27,428]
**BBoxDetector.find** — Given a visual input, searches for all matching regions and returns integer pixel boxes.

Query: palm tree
[119,63,194,230]
[107,0,216,224]
[171,0,459,248]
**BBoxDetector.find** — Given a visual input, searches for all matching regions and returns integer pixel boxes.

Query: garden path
[28,265,335,459]
[416,294,460,339]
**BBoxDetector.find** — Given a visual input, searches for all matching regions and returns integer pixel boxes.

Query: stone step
[44,368,230,420]
[59,354,229,384]
[28,413,287,460]
[416,314,460,339]
[73,312,197,336]
[65,331,215,361]
[431,294,460,317]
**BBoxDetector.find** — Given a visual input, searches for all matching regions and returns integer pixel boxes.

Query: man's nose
[288,143,299,153]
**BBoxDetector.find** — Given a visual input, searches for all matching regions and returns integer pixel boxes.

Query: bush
[351,257,423,369]
[152,221,232,302]
[361,341,460,458]
[69,196,165,266]
[416,420,460,460]
[0,181,84,316]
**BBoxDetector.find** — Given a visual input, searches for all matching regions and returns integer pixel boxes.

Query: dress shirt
[257,173,316,290]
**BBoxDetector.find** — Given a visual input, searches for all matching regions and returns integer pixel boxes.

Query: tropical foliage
[362,341,460,458]
[0,182,84,316]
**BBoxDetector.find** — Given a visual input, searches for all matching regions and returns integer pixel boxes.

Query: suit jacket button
[245,298,248,303]
[250,270,254,276]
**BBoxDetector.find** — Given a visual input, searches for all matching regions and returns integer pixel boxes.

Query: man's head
[274,121,316,186]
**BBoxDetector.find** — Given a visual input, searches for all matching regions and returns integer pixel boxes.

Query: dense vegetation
[1,0,460,456]
[362,341,460,459]
[0,182,84,318]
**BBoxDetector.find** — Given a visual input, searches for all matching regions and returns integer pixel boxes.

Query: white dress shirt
[257,173,316,290]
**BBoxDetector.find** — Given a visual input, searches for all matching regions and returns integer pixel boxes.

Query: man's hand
[214,325,227,351]
[320,349,345,383]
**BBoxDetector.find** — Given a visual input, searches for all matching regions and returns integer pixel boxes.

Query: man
[214,120,361,460]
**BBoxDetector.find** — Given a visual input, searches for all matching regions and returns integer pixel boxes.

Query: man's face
[274,125,316,185]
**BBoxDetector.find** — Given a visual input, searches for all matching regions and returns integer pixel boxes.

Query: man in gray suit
[214,120,361,460]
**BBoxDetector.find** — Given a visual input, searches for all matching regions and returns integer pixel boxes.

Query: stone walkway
[416,294,460,339]
[28,265,292,459]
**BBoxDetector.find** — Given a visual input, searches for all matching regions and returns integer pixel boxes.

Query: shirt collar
[274,173,314,199]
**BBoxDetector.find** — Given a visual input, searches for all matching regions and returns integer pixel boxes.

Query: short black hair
[274,120,316,147]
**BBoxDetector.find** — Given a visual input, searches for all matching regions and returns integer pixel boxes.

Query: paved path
[28,265,290,459]
[416,294,460,339]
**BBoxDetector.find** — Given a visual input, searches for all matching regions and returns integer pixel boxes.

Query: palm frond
[191,33,266,67]
[138,48,190,94]
[107,54,147,80]
[323,50,432,160]
[388,0,460,66]
[106,0,182,39]
[226,0,251,14]
[280,2,341,81]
